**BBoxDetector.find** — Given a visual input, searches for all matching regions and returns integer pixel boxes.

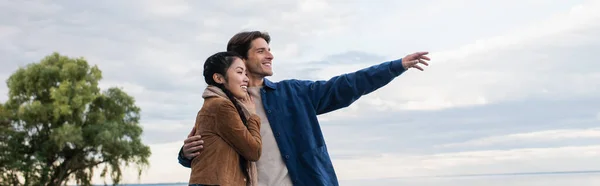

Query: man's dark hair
[226,31,271,59]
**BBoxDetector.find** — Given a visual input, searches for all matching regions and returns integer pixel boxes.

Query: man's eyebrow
[255,47,269,51]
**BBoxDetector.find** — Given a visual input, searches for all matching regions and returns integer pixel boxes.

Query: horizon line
[106,170,600,185]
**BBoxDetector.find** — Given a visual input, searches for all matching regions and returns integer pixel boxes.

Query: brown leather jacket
[188,96,262,186]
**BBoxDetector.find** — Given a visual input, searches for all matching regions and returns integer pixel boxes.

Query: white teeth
[241,86,247,89]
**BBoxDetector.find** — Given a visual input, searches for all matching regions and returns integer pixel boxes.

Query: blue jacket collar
[263,78,277,90]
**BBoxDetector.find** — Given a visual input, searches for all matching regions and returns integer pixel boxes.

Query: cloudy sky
[1,0,600,185]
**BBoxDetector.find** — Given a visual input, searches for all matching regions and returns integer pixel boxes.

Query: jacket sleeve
[216,101,262,161]
[177,146,192,168]
[304,59,406,115]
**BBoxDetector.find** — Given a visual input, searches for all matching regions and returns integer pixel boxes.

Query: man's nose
[266,51,274,59]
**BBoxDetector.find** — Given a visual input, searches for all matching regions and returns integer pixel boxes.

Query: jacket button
[275,132,280,137]
[267,110,271,113]
[285,155,289,159]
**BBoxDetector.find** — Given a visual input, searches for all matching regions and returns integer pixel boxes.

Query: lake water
[121,171,600,186]
[339,172,600,186]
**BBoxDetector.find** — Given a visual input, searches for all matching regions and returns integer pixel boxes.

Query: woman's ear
[213,73,225,84]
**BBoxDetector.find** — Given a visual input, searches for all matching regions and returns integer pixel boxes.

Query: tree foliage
[0,52,151,186]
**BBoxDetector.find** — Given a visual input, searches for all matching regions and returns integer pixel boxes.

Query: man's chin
[250,72,273,78]
[262,70,274,77]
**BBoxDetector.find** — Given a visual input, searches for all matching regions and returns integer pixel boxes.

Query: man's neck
[248,73,265,87]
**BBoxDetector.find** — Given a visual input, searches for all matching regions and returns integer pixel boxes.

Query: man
[179,31,430,186]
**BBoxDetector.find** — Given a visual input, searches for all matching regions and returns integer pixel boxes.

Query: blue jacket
[178,58,407,185]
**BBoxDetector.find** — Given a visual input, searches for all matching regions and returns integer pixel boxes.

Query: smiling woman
[187,51,262,186]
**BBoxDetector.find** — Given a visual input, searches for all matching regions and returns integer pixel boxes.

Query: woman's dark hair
[203,51,248,125]
[202,51,251,178]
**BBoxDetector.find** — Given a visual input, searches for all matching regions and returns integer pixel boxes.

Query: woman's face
[223,57,249,99]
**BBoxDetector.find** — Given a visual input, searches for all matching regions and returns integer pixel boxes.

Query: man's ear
[213,73,225,84]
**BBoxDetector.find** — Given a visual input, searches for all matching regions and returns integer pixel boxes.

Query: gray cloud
[272,51,388,80]
[321,95,600,159]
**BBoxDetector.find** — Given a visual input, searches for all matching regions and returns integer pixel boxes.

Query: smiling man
[179,31,431,186]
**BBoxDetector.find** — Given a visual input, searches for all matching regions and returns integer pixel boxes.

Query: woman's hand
[240,92,256,115]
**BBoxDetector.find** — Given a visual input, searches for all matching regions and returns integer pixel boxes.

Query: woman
[189,51,262,186]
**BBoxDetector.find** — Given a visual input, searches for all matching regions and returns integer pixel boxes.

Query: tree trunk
[49,170,69,186]
[49,157,71,186]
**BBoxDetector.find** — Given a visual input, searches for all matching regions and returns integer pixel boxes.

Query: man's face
[245,38,274,77]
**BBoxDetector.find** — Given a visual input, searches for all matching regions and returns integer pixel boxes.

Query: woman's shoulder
[204,96,236,112]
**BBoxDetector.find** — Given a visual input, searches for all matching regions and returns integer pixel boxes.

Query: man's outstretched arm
[305,52,430,115]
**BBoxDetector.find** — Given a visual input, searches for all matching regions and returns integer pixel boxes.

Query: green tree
[0,52,151,186]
